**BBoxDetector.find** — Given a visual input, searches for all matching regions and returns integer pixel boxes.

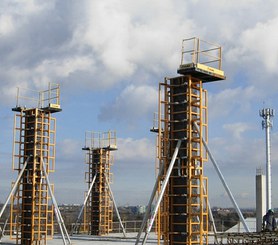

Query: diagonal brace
[104,174,127,237]
[0,156,31,220]
[41,159,72,245]
[192,121,250,233]
[140,139,182,245]
[72,173,98,234]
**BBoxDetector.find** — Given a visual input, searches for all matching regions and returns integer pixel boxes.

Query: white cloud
[72,0,195,81]
[115,137,155,163]
[33,56,95,81]
[208,86,260,119]
[9,0,54,15]
[81,1,135,78]
[0,1,49,16]
[223,122,254,140]
[98,84,157,124]
[0,0,191,97]
[56,138,82,161]
[0,14,14,35]
[227,17,278,74]
[207,132,263,170]
[0,0,55,37]
[1,0,278,97]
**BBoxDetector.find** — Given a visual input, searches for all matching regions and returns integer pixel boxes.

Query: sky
[1,0,278,209]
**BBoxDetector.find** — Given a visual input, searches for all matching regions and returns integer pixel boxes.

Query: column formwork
[82,131,117,236]
[10,84,61,245]
[155,37,225,245]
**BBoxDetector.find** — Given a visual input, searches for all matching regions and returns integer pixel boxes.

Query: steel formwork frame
[10,84,61,245]
[156,76,209,245]
[153,38,225,245]
[82,131,116,235]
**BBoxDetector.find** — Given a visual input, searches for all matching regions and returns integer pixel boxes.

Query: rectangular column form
[11,108,56,245]
[82,131,116,235]
[157,76,209,245]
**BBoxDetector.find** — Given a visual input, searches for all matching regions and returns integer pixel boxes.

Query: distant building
[137,205,146,214]
[130,205,146,215]
[256,168,266,232]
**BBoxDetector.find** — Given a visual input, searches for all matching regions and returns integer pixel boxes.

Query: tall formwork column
[10,84,61,245]
[82,131,117,235]
[156,38,225,245]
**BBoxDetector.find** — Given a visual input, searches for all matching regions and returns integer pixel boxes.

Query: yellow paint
[49,103,60,109]
[196,63,225,76]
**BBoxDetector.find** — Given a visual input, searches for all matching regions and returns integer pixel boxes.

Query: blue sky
[1,0,278,209]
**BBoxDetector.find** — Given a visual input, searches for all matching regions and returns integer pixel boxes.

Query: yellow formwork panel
[156,76,209,245]
[10,108,56,245]
[83,131,116,236]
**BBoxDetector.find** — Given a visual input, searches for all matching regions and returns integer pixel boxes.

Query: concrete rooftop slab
[0,232,159,245]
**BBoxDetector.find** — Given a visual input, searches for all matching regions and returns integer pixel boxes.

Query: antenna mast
[259,108,275,211]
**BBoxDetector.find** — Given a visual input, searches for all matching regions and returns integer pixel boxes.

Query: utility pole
[259,108,275,211]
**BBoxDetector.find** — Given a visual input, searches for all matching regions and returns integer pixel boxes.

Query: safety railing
[84,130,117,150]
[180,37,222,70]
[14,83,60,110]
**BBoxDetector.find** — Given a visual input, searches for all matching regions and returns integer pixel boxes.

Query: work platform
[177,37,226,82]
[12,104,62,113]
[178,62,226,82]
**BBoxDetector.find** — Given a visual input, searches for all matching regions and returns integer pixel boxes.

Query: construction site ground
[3,232,278,244]
[0,232,159,245]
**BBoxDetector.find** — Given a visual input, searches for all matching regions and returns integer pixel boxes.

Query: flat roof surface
[0,232,159,244]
